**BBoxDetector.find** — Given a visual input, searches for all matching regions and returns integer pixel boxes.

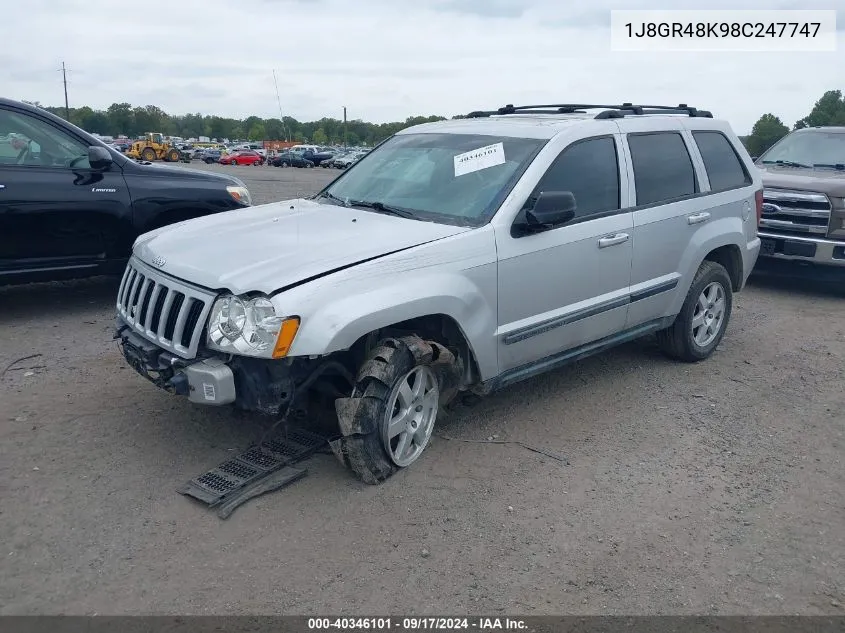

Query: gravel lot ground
[1,162,843,616]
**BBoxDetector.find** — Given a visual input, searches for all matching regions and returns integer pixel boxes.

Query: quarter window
[628,132,697,206]
[530,136,620,218]
[692,131,752,191]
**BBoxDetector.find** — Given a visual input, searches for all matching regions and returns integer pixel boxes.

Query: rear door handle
[0,184,5,189]
[687,212,710,225]
[597,233,630,248]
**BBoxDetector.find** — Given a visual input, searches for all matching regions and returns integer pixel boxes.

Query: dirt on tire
[331,336,462,484]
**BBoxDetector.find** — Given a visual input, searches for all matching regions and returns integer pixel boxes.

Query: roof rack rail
[465,103,713,119]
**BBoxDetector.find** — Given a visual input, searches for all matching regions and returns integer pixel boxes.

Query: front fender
[287,265,499,380]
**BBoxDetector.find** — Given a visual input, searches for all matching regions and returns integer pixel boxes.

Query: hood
[133,199,471,295]
[125,160,239,184]
[757,164,845,198]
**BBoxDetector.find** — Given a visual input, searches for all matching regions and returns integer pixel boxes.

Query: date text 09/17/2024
[307,617,528,630]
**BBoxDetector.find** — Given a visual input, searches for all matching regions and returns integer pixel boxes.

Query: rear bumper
[757,231,845,268]
[742,236,761,289]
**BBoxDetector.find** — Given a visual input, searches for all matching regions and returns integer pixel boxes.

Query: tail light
[755,189,763,224]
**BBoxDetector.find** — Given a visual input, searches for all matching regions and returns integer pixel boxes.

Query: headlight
[226,185,252,206]
[207,295,299,359]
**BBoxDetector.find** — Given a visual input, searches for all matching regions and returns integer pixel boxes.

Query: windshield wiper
[317,191,350,206]
[813,163,845,171]
[348,200,416,219]
[761,159,812,169]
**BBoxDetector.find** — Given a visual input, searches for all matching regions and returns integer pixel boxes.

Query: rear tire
[330,335,460,484]
[656,260,733,362]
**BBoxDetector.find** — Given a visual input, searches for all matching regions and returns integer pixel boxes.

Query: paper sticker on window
[203,383,216,401]
[454,142,506,177]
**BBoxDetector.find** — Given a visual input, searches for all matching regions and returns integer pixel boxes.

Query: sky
[3,0,844,134]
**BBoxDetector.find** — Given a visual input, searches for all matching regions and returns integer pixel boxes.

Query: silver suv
[114,102,762,484]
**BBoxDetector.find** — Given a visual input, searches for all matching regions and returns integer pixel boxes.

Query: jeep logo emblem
[761,203,781,214]
[151,255,166,268]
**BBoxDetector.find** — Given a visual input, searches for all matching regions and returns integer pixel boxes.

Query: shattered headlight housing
[206,294,299,359]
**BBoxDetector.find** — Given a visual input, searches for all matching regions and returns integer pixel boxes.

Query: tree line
[26,101,448,146]
[741,90,845,157]
[26,89,844,150]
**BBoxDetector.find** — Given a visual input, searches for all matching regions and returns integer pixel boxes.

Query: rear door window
[627,132,698,206]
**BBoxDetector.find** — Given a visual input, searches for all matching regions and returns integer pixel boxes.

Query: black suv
[0,98,252,286]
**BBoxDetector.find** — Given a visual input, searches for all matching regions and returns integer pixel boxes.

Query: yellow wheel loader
[126,132,183,162]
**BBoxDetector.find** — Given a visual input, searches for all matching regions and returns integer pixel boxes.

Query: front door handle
[687,212,711,225]
[0,184,5,190]
[597,233,630,248]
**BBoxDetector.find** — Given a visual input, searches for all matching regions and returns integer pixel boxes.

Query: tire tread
[332,335,436,485]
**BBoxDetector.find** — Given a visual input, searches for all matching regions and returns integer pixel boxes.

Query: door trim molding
[501,278,679,345]
[490,316,675,391]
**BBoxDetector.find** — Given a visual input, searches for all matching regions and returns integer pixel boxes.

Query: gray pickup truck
[755,126,845,275]
[114,102,761,484]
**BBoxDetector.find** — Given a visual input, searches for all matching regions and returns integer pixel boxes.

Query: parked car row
[269,151,314,168]
[189,144,370,169]
[322,149,369,169]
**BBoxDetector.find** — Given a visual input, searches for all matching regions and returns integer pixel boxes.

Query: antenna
[272,69,289,142]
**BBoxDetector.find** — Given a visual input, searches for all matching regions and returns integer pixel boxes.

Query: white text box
[610,10,837,52]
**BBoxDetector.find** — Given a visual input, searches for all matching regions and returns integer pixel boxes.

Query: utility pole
[272,69,289,141]
[60,62,69,119]
[343,106,347,149]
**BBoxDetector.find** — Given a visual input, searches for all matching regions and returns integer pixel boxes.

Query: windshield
[759,130,845,168]
[318,132,545,226]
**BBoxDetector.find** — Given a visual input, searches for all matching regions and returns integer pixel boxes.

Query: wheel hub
[382,365,439,467]
[692,281,726,347]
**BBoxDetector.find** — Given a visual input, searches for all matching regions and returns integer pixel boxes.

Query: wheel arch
[669,218,747,316]
[288,283,498,385]
[703,243,743,291]
[347,312,483,388]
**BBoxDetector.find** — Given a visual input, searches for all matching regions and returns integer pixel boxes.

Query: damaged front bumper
[115,321,355,416]
[116,325,237,405]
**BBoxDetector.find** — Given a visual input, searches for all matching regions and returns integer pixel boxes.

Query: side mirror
[526,191,577,228]
[88,145,113,170]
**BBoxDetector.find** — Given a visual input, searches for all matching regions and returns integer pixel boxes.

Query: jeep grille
[116,257,216,359]
[759,188,831,237]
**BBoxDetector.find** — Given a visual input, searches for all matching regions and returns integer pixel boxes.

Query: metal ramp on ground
[178,427,327,519]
